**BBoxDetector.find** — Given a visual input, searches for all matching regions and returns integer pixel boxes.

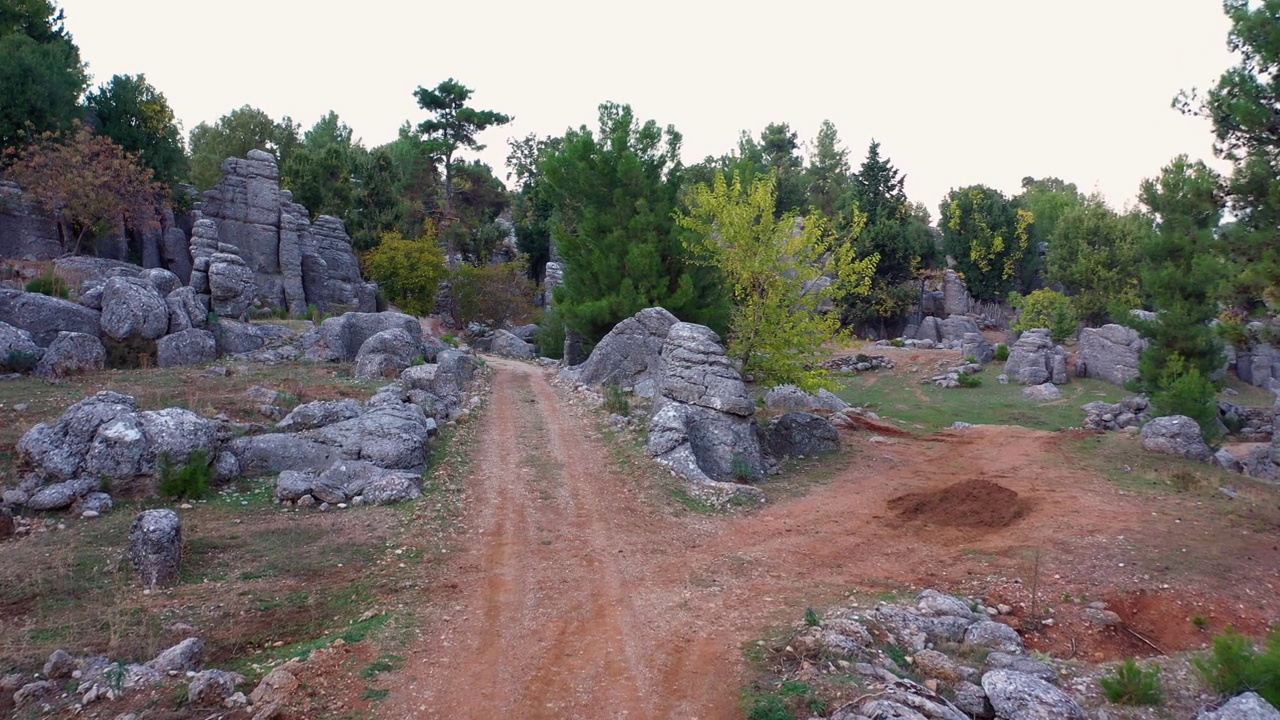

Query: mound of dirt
[888,478,1030,529]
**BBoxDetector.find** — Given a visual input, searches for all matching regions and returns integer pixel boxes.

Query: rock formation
[1004,329,1069,385]
[560,307,678,397]
[1076,323,1146,386]
[128,509,182,591]
[0,181,62,260]
[196,150,376,315]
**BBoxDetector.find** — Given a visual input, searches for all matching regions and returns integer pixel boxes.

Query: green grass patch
[835,371,1127,433]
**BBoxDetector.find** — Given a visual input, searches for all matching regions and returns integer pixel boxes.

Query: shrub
[25,273,68,299]
[994,343,1010,362]
[2,350,39,373]
[957,373,983,388]
[889,338,906,348]
[603,385,630,417]
[537,310,566,361]
[445,261,536,329]
[803,607,821,627]
[158,449,213,500]
[1100,658,1163,705]
[1194,628,1280,706]
[1150,360,1220,445]
[362,229,449,316]
[1009,289,1078,342]
[730,454,754,482]
[104,336,157,370]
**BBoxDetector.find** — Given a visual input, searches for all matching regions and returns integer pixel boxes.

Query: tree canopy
[939,185,1033,301]
[84,74,187,191]
[414,78,511,220]
[187,105,300,190]
[0,0,86,152]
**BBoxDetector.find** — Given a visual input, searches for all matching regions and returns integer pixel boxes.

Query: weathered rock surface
[0,289,101,346]
[17,391,138,480]
[165,286,209,333]
[320,311,421,362]
[128,509,182,591]
[42,649,76,679]
[276,399,363,432]
[34,331,104,378]
[943,269,973,316]
[1198,693,1280,720]
[0,320,42,363]
[560,307,678,397]
[227,434,341,477]
[156,328,217,367]
[0,180,62,260]
[961,332,994,365]
[305,403,433,471]
[1141,415,1214,462]
[1077,323,1146,386]
[980,669,1086,720]
[487,329,536,360]
[354,328,420,380]
[99,276,169,340]
[147,637,204,673]
[762,412,840,458]
[188,669,243,706]
[647,322,764,483]
[1083,396,1151,432]
[1004,329,1069,385]
[762,384,851,413]
[1021,383,1061,401]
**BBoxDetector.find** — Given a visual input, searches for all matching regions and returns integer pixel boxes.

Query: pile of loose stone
[823,355,896,373]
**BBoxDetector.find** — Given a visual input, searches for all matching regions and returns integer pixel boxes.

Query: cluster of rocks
[471,324,539,360]
[5,640,303,717]
[788,588,1088,720]
[822,354,896,373]
[899,315,986,352]
[923,361,984,388]
[1084,396,1152,432]
[1219,400,1274,442]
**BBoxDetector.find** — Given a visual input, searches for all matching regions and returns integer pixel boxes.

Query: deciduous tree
[939,185,1033,300]
[1044,199,1146,325]
[361,229,448,316]
[187,106,300,190]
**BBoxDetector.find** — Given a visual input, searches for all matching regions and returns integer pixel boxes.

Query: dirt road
[382,359,1280,719]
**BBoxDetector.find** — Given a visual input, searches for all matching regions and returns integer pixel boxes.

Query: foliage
[0,0,86,153]
[1149,356,1221,444]
[803,607,821,627]
[1180,0,1280,311]
[346,148,400,251]
[1010,289,1078,342]
[415,78,511,220]
[2,349,38,372]
[994,343,1009,362]
[602,385,630,416]
[1045,199,1146,324]
[541,102,727,343]
[444,260,535,328]
[1193,628,1280,706]
[158,448,212,501]
[940,185,1033,300]
[188,106,300,190]
[24,271,66,298]
[4,121,164,254]
[84,74,187,191]
[956,372,983,388]
[282,111,359,219]
[677,171,876,392]
[804,120,850,218]
[535,310,566,360]
[507,133,562,281]
[1099,658,1163,705]
[361,230,449,316]
[1133,156,1226,432]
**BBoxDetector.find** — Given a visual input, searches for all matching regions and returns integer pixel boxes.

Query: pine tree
[805,120,850,218]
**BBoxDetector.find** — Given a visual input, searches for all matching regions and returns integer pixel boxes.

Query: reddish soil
[379,359,1280,719]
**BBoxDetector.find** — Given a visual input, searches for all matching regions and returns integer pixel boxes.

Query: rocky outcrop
[196,151,376,315]
[942,269,973,316]
[156,328,217,367]
[1198,692,1280,720]
[1077,324,1146,386]
[486,329,536,360]
[128,509,182,591]
[354,328,420,380]
[1140,415,1213,462]
[542,261,563,308]
[647,322,765,484]
[560,307,678,397]
[761,412,840,459]
[99,276,170,340]
[1082,396,1151,432]
[35,331,104,378]
[1004,329,1069,385]
[319,311,421,362]
[0,289,100,346]
[0,181,63,260]
[762,384,851,413]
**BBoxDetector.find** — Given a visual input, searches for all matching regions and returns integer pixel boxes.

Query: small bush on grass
[1100,658,1163,705]
[1010,289,1078,342]
[25,273,68,299]
[158,449,213,501]
[603,384,630,416]
[1194,629,1280,706]
[994,343,1009,362]
[957,373,983,388]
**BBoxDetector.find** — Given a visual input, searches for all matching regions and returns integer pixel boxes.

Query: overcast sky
[58,0,1235,215]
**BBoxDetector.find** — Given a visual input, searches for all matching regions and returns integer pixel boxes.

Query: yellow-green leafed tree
[677,171,878,392]
[361,230,448,316]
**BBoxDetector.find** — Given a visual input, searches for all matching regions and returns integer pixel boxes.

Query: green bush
[25,274,68,299]
[994,343,1010,362]
[536,311,566,360]
[2,350,39,373]
[957,373,983,388]
[1194,629,1280,706]
[889,337,906,348]
[158,449,213,500]
[603,384,630,417]
[1150,361,1220,445]
[446,261,536,328]
[1010,289,1078,342]
[1100,658,1163,705]
[746,694,793,720]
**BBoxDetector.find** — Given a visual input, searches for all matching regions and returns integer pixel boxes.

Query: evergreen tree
[805,119,850,218]
[540,102,726,343]
[414,78,510,220]
[0,0,86,152]
[84,74,187,192]
[1045,199,1146,325]
[282,111,359,219]
[507,133,561,281]
[188,106,300,190]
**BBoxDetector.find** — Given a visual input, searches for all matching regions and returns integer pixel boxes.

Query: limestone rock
[940,315,980,344]
[213,318,266,354]
[942,269,973,316]
[276,399,363,432]
[227,434,341,477]
[1021,383,1061,401]
[206,253,255,318]
[18,391,138,480]
[762,412,840,458]
[305,403,433,471]
[147,637,203,673]
[1004,329,1069,385]
[25,477,97,510]
[960,332,994,365]
[360,470,423,505]
[0,289,101,346]
[1197,693,1280,720]
[0,180,62,260]
[35,331,104,378]
[100,276,169,340]
[962,621,1024,654]
[984,651,1058,683]
[980,669,1086,720]
[763,384,851,413]
[188,669,243,706]
[354,328,420,380]
[128,509,182,591]
[1141,415,1213,462]
[0,320,42,364]
[320,311,421,362]
[487,329,536,360]
[560,307,678,397]
[42,649,76,679]
[647,322,764,483]
[166,286,209,333]
[249,666,299,715]
[156,328,217,367]
[1077,323,1146,386]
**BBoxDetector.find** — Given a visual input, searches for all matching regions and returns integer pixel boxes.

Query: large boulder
[17,391,138,480]
[0,319,42,364]
[320,311,421,362]
[128,509,182,591]
[226,434,342,477]
[78,407,218,483]
[960,332,995,365]
[942,269,973,316]
[761,412,840,459]
[99,276,170,341]
[981,669,1086,720]
[1141,415,1213,462]
[0,289,100,346]
[34,331,104,378]
[939,315,981,345]
[206,253,256,318]
[213,318,266,355]
[156,328,217,368]
[1004,329,1069,385]
[762,384,850,414]
[1197,693,1280,720]
[487,329,535,360]
[560,307,679,398]
[276,399,363,432]
[647,322,764,483]
[305,403,433,471]
[1077,324,1146,386]
[165,286,209,333]
[354,328,420,380]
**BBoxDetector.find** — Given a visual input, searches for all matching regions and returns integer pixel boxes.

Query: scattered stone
[34,331,105,379]
[761,412,840,459]
[188,669,242,706]
[13,679,56,706]
[1021,383,1061,401]
[42,649,76,679]
[249,666,299,719]
[147,637,204,673]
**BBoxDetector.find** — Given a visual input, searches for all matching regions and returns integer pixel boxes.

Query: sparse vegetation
[1194,629,1280,706]
[1100,658,1164,705]
[157,448,212,500]
[994,343,1009,362]
[956,372,982,388]
[25,272,69,298]
[603,384,630,416]
[2,349,39,372]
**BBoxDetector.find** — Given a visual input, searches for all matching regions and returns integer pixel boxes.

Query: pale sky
[58,1,1235,215]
